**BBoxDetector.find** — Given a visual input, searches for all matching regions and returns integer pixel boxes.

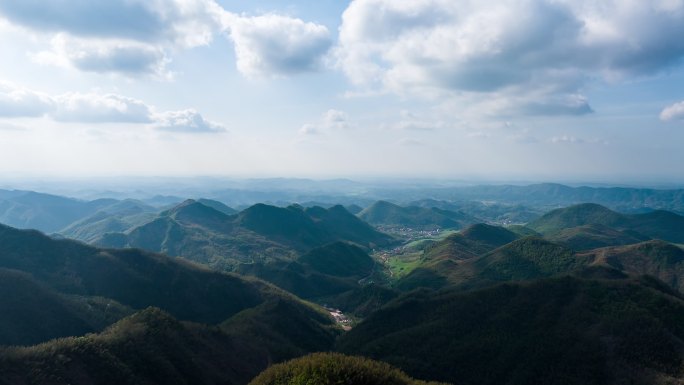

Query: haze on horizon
[0,0,683,183]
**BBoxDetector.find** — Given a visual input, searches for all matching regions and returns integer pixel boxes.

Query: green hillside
[529,204,684,243]
[424,223,520,261]
[0,191,114,233]
[0,222,343,329]
[197,198,237,215]
[0,306,336,385]
[59,204,157,243]
[299,242,374,278]
[236,260,358,300]
[339,276,684,385]
[98,201,392,271]
[0,221,342,382]
[0,268,132,346]
[221,298,340,363]
[237,242,375,300]
[235,204,332,250]
[305,205,394,249]
[398,237,586,291]
[359,201,471,230]
[546,223,649,251]
[582,240,684,292]
[248,352,449,385]
[325,284,399,317]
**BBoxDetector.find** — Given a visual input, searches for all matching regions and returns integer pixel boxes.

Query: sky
[0,0,683,183]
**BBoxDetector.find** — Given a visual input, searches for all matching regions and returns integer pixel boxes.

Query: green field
[374,230,459,281]
[386,252,424,278]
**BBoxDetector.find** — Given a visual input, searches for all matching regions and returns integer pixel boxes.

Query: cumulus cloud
[154,109,226,133]
[0,0,223,76]
[299,109,351,135]
[52,93,153,123]
[0,82,224,133]
[33,34,169,77]
[0,0,333,79]
[0,0,222,45]
[660,101,684,121]
[0,81,53,117]
[226,14,332,78]
[336,0,684,115]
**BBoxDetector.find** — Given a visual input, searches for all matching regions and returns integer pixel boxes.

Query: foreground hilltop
[248,352,449,385]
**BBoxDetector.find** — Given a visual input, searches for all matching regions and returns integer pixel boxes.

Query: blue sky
[0,0,683,183]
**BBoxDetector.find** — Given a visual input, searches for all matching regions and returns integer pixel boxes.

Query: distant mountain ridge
[358,200,473,229]
[529,203,684,243]
[432,183,684,213]
[96,200,394,270]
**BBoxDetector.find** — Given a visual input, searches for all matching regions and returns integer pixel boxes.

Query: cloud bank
[0,0,223,77]
[0,0,332,79]
[0,82,225,132]
[336,0,684,115]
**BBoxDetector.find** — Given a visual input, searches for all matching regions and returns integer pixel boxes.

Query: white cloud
[0,0,223,45]
[226,14,332,78]
[154,109,226,133]
[336,0,684,115]
[660,101,684,121]
[1,0,333,79]
[299,109,351,135]
[52,93,153,123]
[33,34,170,77]
[0,81,224,133]
[0,81,53,117]
[1,0,224,76]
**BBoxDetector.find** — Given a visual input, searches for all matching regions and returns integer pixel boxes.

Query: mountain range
[3,186,684,384]
[95,200,394,270]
